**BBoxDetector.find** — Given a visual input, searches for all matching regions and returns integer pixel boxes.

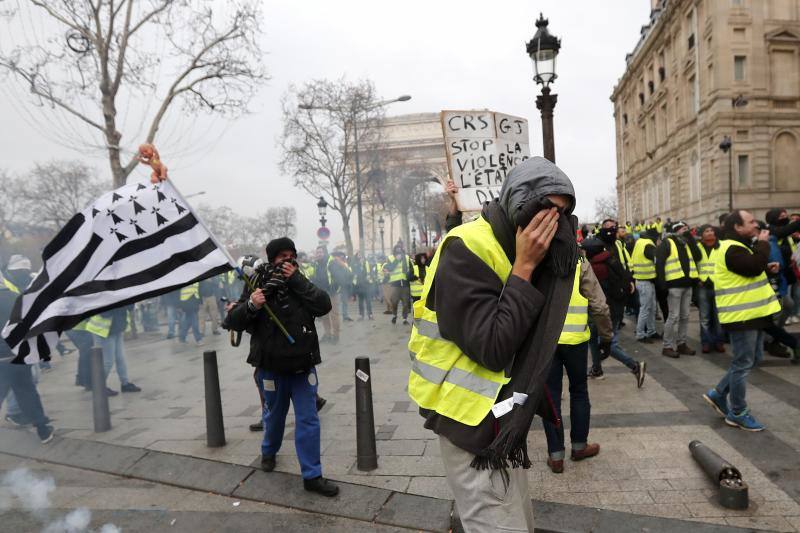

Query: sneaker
[571,443,600,461]
[587,367,605,380]
[249,420,263,432]
[714,342,726,354]
[39,361,52,372]
[546,457,564,473]
[677,343,696,356]
[618,321,626,329]
[5,414,31,427]
[316,395,327,412]
[195,339,205,347]
[662,347,680,359]
[701,343,711,354]
[212,331,221,336]
[725,410,765,432]
[261,455,276,472]
[703,389,729,418]
[121,382,141,393]
[636,337,653,344]
[633,361,647,388]
[402,318,409,325]
[368,315,374,321]
[303,476,339,497]
[649,332,663,340]
[766,341,790,358]
[37,425,55,444]
[391,316,397,325]
[105,387,119,397]
[343,317,353,322]
[166,334,175,340]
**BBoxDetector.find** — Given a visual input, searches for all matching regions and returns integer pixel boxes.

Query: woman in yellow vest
[542,256,615,474]
[702,210,781,432]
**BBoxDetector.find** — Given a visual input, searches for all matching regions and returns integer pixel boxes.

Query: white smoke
[2,468,121,532]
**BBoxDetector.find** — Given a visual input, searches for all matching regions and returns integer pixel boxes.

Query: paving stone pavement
[4,301,800,531]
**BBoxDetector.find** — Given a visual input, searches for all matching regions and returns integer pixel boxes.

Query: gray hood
[499,157,576,226]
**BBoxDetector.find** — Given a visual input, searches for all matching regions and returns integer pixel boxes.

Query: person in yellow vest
[408,156,577,531]
[65,320,94,391]
[654,216,664,237]
[87,307,141,395]
[410,253,428,303]
[765,208,800,328]
[696,224,725,354]
[632,227,660,342]
[383,243,414,325]
[351,252,374,320]
[702,210,782,431]
[311,247,339,343]
[542,254,614,474]
[655,221,700,358]
[178,282,203,345]
[378,257,392,315]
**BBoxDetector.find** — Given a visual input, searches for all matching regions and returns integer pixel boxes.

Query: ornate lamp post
[378,215,386,256]
[719,136,733,213]
[316,196,329,246]
[526,14,561,163]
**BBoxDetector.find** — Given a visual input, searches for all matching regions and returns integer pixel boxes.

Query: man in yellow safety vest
[702,210,781,431]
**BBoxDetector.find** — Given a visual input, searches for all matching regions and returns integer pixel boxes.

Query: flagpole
[165,177,295,345]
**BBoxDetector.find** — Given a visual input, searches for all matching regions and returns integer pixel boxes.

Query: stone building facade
[611,0,800,226]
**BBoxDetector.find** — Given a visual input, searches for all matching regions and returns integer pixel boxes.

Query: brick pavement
[6,302,800,531]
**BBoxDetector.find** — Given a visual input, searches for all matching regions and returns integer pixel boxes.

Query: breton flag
[1,180,232,364]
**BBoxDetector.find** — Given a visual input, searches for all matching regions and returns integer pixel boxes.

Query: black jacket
[226,271,331,373]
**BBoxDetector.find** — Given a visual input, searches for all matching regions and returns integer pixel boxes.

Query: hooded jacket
[420,157,576,454]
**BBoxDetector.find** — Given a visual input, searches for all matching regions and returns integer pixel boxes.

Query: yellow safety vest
[410,264,424,298]
[664,238,698,282]
[558,262,590,345]
[779,236,798,254]
[407,216,511,426]
[86,314,112,338]
[713,240,781,324]
[1,274,20,294]
[625,224,632,235]
[71,319,90,332]
[655,222,663,235]
[180,283,199,301]
[301,263,316,279]
[631,238,656,280]
[387,255,410,283]
[615,239,632,273]
[697,244,717,283]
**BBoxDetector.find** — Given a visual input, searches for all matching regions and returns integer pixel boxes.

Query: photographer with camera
[226,237,338,497]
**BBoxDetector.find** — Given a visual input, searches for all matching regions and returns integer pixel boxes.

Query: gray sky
[0,0,651,252]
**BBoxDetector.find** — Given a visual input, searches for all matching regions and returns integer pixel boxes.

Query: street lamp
[411,227,417,254]
[719,136,733,213]
[299,94,411,258]
[526,13,561,163]
[378,215,385,256]
[317,196,328,228]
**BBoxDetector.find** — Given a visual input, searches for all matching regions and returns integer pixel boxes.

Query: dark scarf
[474,201,577,470]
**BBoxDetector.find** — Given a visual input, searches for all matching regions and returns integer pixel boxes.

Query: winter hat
[7,255,31,271]
[765,208,785,226]
[670,220,688,233]
[266,238,297,263]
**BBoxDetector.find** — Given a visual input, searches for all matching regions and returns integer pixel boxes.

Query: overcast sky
[0,0,652,252]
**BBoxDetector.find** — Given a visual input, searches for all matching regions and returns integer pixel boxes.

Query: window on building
[690,151,701,201]
[687,10,696,51]
[708,63,714,93]
[623,113,628,126]
[639,92,645,105]
[648,80,655,94]
[737,154,749,186]
[734,56,746,81]
[733,27,746,40]
[659,66,666,81]
[689,75,699,114]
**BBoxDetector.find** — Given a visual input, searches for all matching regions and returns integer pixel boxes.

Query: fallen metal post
[689,440,748,509]
[355,357,378,471]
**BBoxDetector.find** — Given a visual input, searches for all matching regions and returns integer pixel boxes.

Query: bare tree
[0,1,266,187]
[594,189,619,222]
[279,78,385,256]
[0,169,27,241]
[197,204,296,256]
[20,161,105,229]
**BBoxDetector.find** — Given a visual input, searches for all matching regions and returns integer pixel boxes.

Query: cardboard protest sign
[441,110,530,212]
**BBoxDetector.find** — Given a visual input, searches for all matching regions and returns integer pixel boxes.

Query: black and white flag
[2,180,232,364]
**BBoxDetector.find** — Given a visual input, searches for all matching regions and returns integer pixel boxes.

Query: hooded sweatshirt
[420,157,576,454]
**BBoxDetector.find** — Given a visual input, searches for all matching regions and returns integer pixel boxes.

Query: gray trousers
[664,287,691,349]
[439,436,535,532]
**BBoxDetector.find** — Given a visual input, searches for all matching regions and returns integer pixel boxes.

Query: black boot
[260,455,275,472]
[316,395,327,411]
[303,476,339,497]
[249,420,263,432]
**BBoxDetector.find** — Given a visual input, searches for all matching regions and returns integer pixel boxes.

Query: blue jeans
[589,322,637,371]
[166,305,177,337]
[258,368,322,480]
[179,308,201,342]
[0,362,48,429]
[93,332,129,386]
[698,285,724,345]
[542,342,591,458]
[635,280,657,339]
[5,363,40,417]
[66,329,94,387]
[714,330,763,414]
[339,286,352,319]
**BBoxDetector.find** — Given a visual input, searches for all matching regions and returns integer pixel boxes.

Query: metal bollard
[355,357,378,471]
[689,440,749,509]
[203,350,226,447]
[90,346,111,432]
